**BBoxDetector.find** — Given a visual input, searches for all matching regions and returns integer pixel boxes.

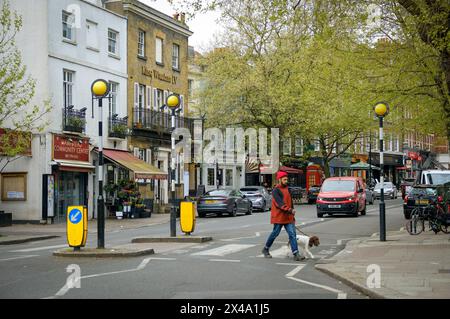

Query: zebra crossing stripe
[191,244,256,256]
[257,246,289,258]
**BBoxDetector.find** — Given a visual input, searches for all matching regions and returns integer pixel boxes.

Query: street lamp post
[368,132,372,186]
[166,94,181,237]
[374,101,390,242]
[91,79,110,249]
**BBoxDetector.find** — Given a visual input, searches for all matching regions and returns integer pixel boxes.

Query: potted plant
[104,183,118,199]
[66,116,85,132]
[134,196,145,218]
[111,123,128,138]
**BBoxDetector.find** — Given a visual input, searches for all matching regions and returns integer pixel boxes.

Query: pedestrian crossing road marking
[191,244,256,256]
[256,246,289,258]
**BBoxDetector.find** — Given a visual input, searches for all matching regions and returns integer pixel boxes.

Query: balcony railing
[108,116,128,139]
[132,108,194,134]
[63,106,87,133]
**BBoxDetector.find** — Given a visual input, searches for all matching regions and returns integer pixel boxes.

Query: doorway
[54,171,88,223]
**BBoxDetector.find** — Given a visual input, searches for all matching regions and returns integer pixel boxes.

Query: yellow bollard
[180,201,196,235]
[67,205,88,250]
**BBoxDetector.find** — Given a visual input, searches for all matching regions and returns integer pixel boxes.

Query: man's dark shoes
[261,247,272,258]
[293,253,305,261]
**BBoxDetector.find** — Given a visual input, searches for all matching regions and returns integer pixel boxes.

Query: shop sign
[142,66,178,85]
[53,134,89,162]
[260,164,276,174]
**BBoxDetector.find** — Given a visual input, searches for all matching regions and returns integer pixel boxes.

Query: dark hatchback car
[307,185,321,204]
[403,185,438,219]
[239,187,271,211]
[197,189,253,218]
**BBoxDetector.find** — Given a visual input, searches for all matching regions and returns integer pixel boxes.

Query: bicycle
[406,195,449,235]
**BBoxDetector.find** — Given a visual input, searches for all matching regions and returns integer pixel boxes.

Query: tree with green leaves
[363,0,449,143]
[0,1,51,172]
[190,0,378,176]
[179,0,448,176]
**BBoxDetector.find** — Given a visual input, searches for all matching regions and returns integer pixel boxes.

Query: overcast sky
[140,0,222,53]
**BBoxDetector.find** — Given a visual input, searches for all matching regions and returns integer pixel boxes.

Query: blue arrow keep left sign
[68,208,82,224]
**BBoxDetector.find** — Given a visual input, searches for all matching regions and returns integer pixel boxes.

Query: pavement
[0,214,213,257]
[315,229,450,299]
[0,213,171,239]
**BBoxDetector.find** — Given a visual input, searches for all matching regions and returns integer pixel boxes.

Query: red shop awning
[279,166,304,174]
[102,149,167,180]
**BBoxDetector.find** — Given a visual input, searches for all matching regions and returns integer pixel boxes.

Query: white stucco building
[0,0,128,222]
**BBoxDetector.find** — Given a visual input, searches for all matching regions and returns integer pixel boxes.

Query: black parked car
[307,185,321,204]
[197,189,253,218]
[403,185,438,219]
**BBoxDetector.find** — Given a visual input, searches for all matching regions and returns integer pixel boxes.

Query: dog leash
[295,224,310,237]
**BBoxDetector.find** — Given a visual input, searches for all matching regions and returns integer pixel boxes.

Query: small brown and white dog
[286,235,320,259]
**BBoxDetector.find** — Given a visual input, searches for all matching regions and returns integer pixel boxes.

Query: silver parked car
[239,186,272,211]
[365,186,375,205]
[374,182,398,199]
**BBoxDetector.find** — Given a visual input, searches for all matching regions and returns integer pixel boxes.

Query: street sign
[67,206,88,248]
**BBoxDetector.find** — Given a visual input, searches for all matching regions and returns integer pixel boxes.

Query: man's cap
[276,171,288,180]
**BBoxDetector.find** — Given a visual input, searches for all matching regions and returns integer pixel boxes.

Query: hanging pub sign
[52,134,89,162]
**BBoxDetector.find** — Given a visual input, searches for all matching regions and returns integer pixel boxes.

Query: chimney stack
[180,12,186,24]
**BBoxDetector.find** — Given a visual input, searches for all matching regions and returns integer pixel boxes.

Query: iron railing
[63,106,86,133]
[108,116,128,139]
[132,108,194,134]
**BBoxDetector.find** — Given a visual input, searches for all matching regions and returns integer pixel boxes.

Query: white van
[420,170,450,185]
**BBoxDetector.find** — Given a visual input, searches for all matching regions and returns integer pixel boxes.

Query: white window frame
[146,86,152,109]
[156,89,164,110]
[138,149,146,162]
[63,70,75,108]
[283,138,291,155]
[172,43,180,70]
[138,30,145,57]
[138,84,145,110]
[62,11,75,42]
[156,37,163,64]
[109,81,118,117]
[295,138,303,156]
[314,139,320,152]
[108,29,119,56]
[180,95,184,116]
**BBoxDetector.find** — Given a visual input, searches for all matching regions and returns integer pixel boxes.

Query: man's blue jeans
[264,223,299,255]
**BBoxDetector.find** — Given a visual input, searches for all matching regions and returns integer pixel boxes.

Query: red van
[316,177,366,218]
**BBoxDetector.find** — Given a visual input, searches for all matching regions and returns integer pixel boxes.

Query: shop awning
[279,166,303,174]
[350,161,380,170]
[53,159,95,172]
[102,149,167,180]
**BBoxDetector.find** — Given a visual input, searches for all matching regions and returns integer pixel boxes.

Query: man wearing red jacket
[261,171,304,261]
